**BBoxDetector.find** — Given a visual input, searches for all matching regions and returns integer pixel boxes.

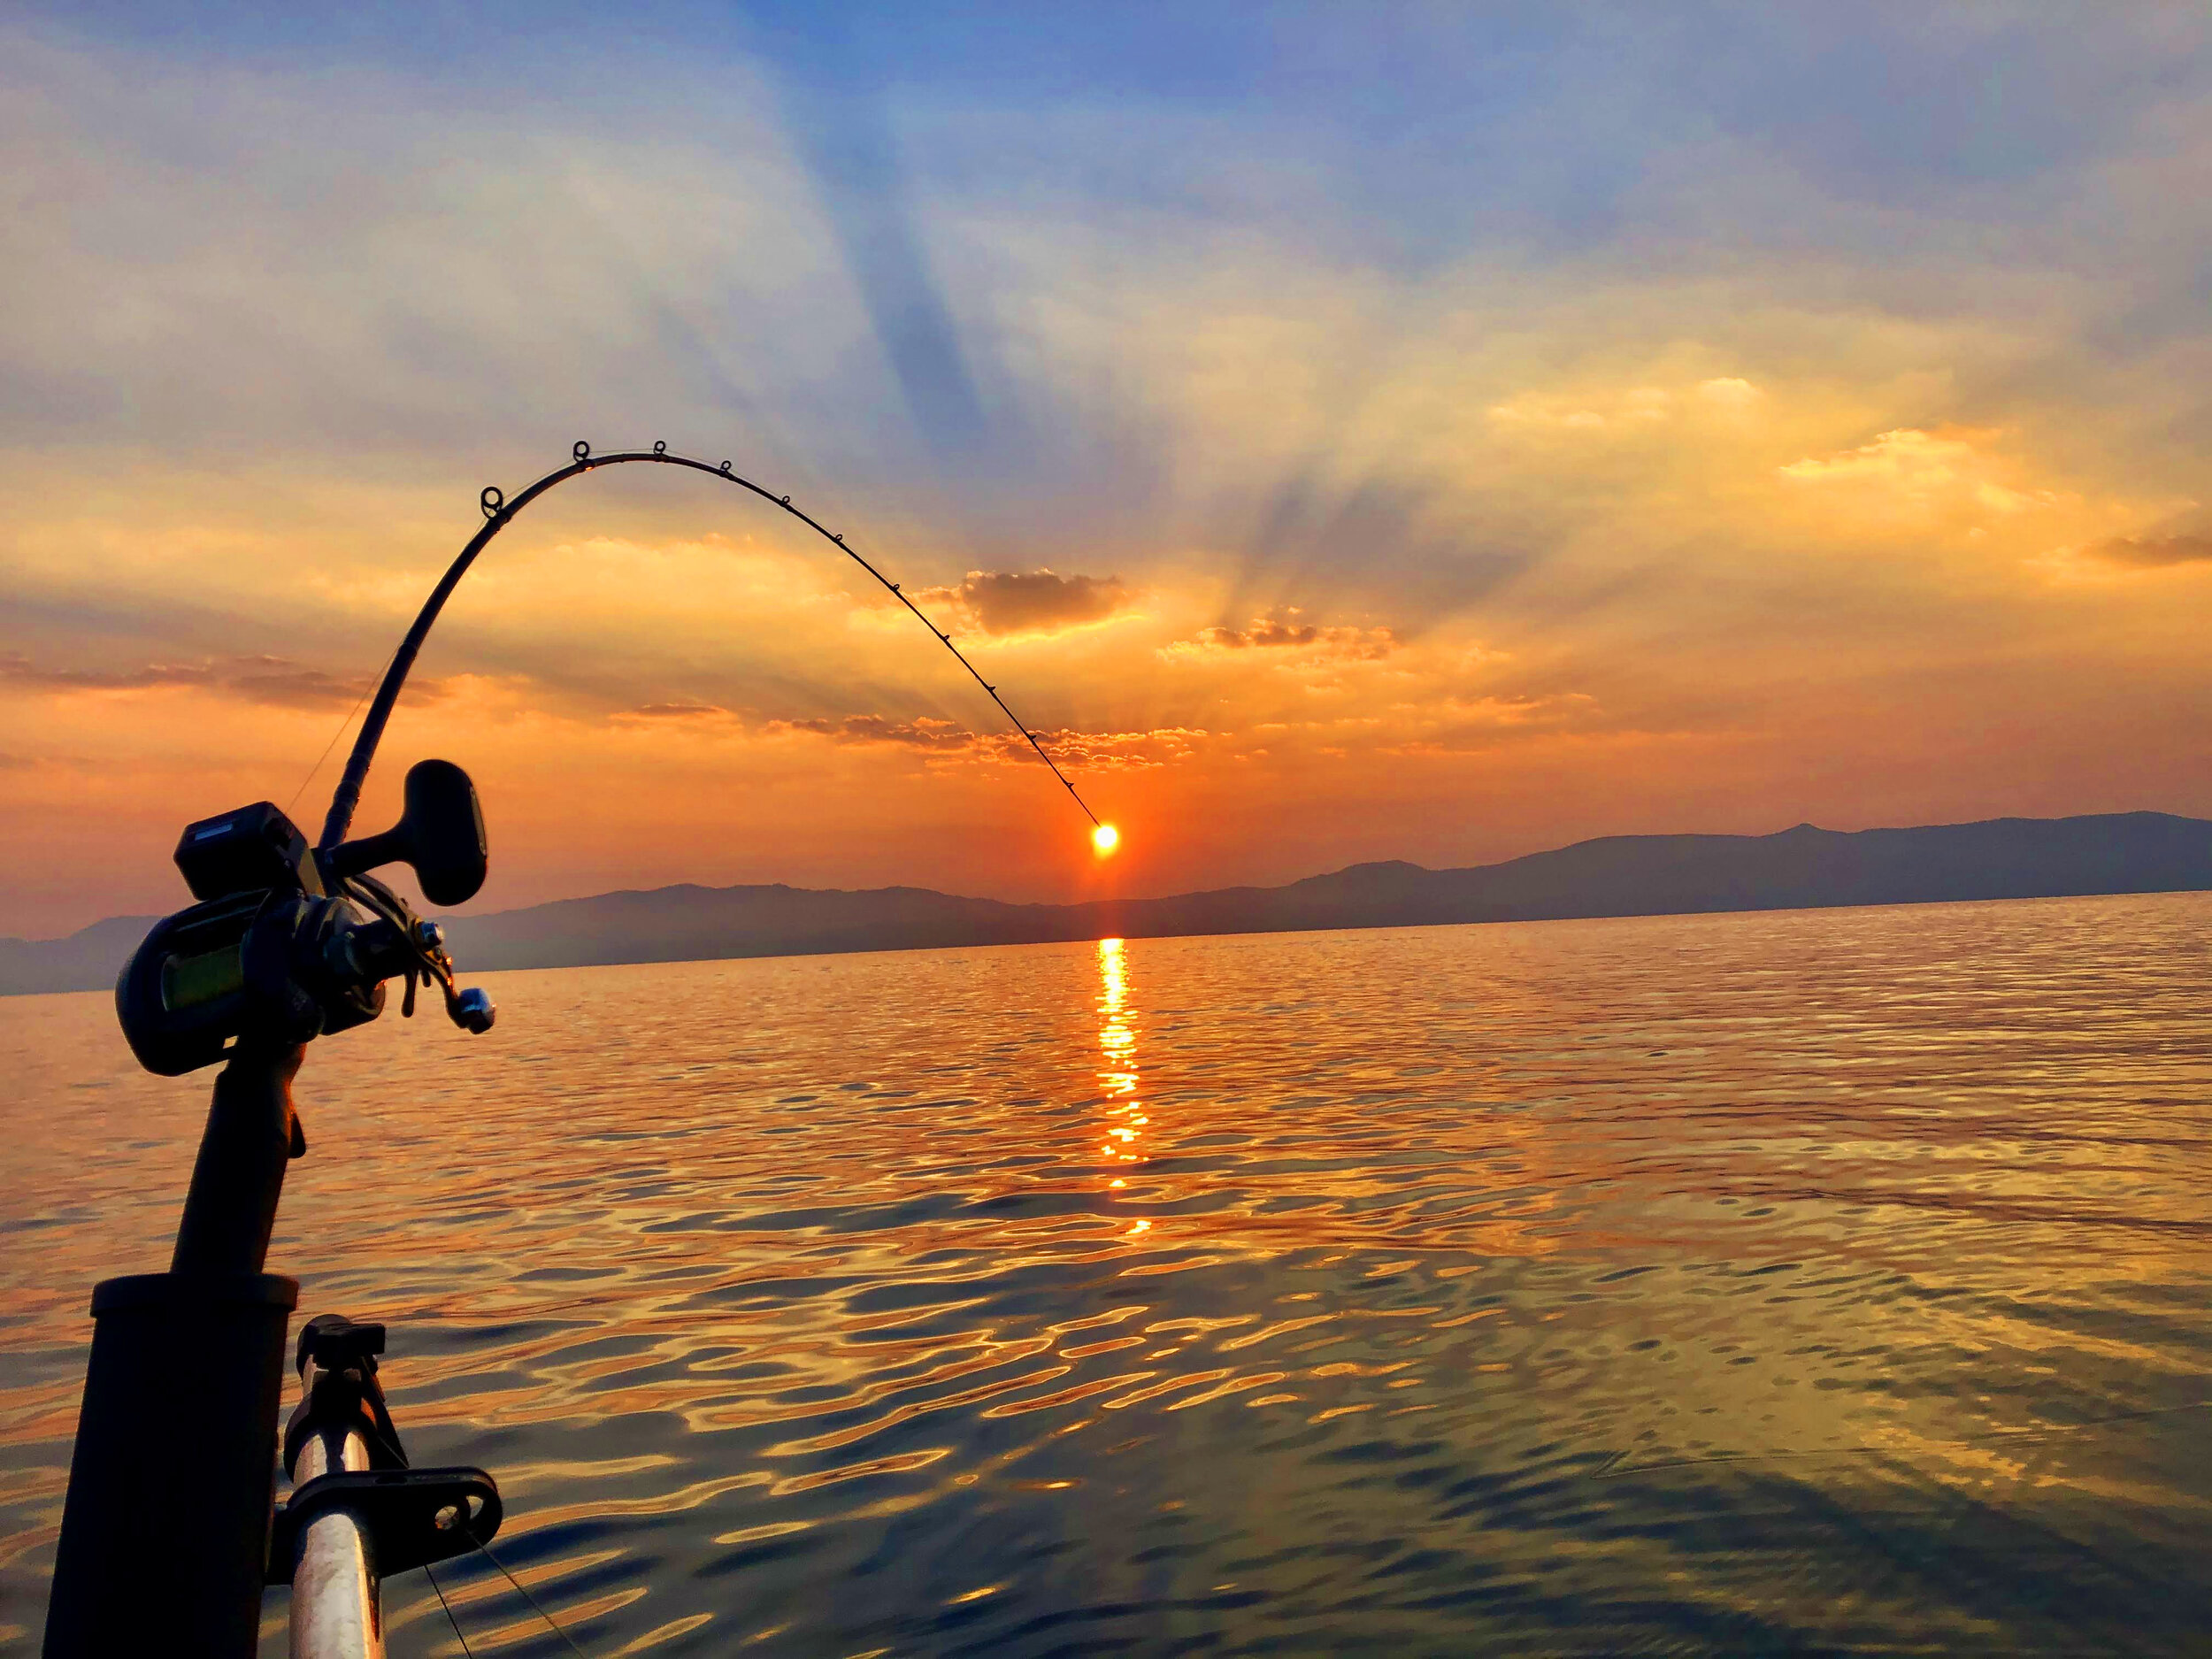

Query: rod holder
[45,1041,305,1657]
[43,1271,298,1656]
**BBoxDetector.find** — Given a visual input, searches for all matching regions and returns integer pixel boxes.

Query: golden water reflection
[1095,938,1147,1210]
[8,898,2212,1652]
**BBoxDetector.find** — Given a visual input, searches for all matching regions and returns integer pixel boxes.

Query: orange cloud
[1777,427,2064,517]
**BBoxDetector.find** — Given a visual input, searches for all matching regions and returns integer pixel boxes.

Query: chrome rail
[287,1360,382,1659]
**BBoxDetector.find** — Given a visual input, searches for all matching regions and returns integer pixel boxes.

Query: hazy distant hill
[0,914,162,998]
[6,811,2208,995]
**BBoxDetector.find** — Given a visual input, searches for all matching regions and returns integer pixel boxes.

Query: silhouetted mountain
[0,914,161,997]
[7,812,2208,995]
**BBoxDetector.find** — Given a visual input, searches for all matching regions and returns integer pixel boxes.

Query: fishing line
[422,1560,478,1658]
[316,440,1104,851]
[283,643,391,816]
[473,1537,592,1658]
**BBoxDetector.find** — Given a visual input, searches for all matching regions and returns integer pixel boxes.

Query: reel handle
[319,759,487,906]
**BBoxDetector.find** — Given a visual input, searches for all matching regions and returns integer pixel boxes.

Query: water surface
[5,894,2212,1653]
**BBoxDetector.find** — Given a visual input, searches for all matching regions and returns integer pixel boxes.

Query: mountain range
[6,810,2208,996]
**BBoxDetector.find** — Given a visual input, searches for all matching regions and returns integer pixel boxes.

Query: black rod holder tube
[44,1044,307,1657]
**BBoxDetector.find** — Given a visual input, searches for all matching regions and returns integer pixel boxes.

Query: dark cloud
[0,654,215,692]
[0,653,442,708]
[2083,534,2212,570]
[1201,618,1318,648]
[917,570,1135,637]
[222,657,398,710]
[767,714,1203,770]
[771,714,973,749]
[1186,613,1400,659]
[623,702,729,719]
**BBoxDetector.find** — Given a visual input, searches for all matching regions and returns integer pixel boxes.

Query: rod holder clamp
[285,1312,407,1475]
[269,1466,503,1584]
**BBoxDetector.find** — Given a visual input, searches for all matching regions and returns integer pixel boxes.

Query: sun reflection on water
[1096,938,1148,1217]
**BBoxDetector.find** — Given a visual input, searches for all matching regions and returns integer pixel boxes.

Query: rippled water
[7,894,2212,1654]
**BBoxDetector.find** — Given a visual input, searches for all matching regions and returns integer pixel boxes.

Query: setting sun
[1092,823,1121,857]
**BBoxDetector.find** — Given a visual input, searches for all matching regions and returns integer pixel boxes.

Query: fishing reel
[116,759,498,1076]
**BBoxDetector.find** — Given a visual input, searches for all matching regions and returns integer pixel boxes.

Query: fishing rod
[319,439,1104,849]
[43,441,1111,1658]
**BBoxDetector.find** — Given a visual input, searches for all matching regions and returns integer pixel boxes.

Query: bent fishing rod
[321,438,1102,849]
[43,441,1108,1659]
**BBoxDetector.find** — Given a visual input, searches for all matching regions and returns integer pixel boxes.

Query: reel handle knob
[321,760,488,907]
